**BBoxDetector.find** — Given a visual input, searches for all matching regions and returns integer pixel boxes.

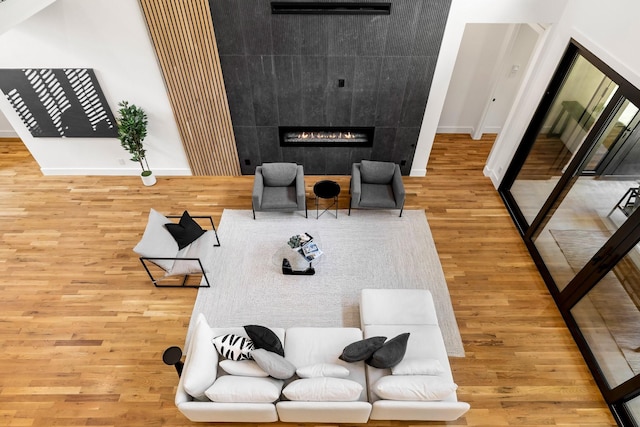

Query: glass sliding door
[499,40,640,426]
[510,54,617,224]
[570,244,640,389]
[533,98,640,291]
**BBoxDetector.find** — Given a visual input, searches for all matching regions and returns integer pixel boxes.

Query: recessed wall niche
[208,0,452,174]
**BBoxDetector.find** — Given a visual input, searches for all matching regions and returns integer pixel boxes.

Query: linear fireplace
[279,126,374,147]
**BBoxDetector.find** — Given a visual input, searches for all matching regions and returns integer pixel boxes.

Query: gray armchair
[349,160,405,217]
[252,162,307,219]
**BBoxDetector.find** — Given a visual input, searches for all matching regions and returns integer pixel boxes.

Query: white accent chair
[133,209,220,288]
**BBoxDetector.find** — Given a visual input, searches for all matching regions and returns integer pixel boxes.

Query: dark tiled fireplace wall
[209,0,452,175]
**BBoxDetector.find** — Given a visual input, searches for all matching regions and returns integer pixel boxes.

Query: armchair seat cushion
[261,186,298,209]
[359,184,397,208]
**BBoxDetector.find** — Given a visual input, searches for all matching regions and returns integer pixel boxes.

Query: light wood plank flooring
[0,134,615,426]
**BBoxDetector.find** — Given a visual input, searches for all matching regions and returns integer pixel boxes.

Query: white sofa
[175,289,469,423]
[360,288,470,421]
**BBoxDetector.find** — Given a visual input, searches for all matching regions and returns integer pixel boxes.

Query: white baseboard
[436,126,474,135]
[483,165,501,189]
[0,130,19,138]
[40,167,192,176]
[410,167,427,177]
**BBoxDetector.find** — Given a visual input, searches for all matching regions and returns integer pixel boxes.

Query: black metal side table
[313,180,340,219]
[163,346,184,377]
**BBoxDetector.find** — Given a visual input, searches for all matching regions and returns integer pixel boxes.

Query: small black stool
[313,180,340,219]
[163,346,184,377]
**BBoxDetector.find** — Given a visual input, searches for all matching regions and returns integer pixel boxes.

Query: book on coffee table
[301,241,323,261]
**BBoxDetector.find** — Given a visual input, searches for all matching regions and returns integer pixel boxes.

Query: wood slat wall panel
[139,0,240,176]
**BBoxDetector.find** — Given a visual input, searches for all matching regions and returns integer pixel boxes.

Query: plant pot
[141,171,156,186]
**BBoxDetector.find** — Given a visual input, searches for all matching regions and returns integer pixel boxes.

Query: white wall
[0,0,191,176]
[482,24,540,134]
[410,0,570,176]
[484,0,640,186]
[0,0,56,35]
[438,24,512,135]
[0,109,17,138]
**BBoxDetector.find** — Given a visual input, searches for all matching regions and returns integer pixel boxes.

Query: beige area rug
[189,209,465,357]
[550,229,640,373]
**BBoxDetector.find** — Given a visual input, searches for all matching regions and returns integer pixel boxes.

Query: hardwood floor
[0,134,615,426]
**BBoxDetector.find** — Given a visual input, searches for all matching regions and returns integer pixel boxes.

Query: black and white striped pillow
[212,334,255,361]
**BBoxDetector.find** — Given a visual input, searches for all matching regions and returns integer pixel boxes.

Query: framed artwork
[0,68,117,137]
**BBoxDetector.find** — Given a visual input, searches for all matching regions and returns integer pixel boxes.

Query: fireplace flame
[295,131,356,140]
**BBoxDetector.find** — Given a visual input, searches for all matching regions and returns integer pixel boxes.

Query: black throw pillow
[366,332,410,369]
[164,210,206,250]
[244,325,285,357]
[338,336,386,363]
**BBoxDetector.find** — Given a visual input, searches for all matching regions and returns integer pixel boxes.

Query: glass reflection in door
[570,242,640,389]
[532,98,640,291]
[510,55,617,224]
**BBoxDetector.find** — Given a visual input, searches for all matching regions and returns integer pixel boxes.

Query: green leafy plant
[116,101,151,175]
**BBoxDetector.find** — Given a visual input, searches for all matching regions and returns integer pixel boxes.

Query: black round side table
[313,180,341,219]
[163,346,184,377]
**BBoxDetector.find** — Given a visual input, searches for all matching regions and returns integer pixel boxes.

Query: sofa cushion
[182,314,218,400]
[339,336,386,363]
[212,334,254,361]
[164,210,206,250]
[360,160,395,184]
[366,333,410,369]
[205,375,284,403]
[133,208,177,271]
[283,377,363,402]
[391,358,444,376]
[244,325,285,357]
[373,375,457,401]
[219,360,268,377]
[360,289,439,326]
[261,163,298,187]
[297,363,350,379]
[251,348,296,380]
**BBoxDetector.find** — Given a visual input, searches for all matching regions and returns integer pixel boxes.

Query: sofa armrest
[252,166,264,209]
[391,165,405,209]
[350,163,362,207]
[295,165,306,208]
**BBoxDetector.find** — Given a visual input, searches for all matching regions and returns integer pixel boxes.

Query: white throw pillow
[391,358,445,376]
[296,363,350,379]
[251,348,296,380]
[373,375,457,401]
[181,314,218,400]
[165,231,212,276]
[283,377,363,402]
[205,375,283,403]
[133,208,178,271]
[219,360,268,377]
[212,333,254,361]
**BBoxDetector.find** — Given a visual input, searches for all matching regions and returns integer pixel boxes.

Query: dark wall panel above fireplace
[209,0,452,175]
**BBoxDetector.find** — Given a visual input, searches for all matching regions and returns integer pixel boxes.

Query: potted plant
[116,100,156,186]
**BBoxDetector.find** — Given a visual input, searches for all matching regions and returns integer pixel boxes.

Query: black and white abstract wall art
[0,68,117,137]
